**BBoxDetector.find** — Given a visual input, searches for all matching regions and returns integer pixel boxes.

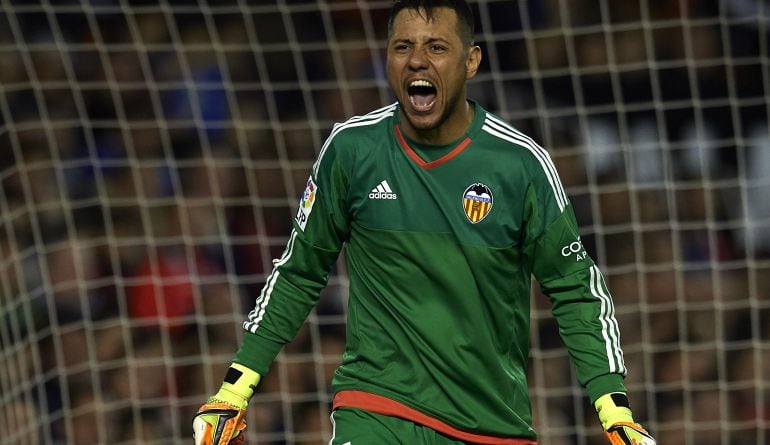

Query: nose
[407,47,428,70]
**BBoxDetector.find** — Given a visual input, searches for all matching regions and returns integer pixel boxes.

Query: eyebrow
[390,36,452,45]
[425,37,451,45]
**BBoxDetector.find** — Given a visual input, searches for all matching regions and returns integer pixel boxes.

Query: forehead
[389,7,461,41]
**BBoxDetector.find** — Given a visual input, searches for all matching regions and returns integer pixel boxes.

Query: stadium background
[0,0,768,444]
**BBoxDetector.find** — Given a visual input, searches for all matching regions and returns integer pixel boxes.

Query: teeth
[409,79,434,88]
[409,95,436,108]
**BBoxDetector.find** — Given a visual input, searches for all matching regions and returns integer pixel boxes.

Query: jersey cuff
[233,331,284,375]
[585,373,626,405]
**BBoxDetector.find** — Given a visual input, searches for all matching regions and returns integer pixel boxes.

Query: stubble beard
[400,92,464,141]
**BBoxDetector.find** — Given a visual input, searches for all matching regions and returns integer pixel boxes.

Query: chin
[402,107,443,131]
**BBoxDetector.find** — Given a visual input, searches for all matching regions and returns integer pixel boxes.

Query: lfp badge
[295,176,317,231]
[462,183,493,223]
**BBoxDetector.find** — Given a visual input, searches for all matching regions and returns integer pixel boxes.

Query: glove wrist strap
[212,363,261,409]
[595,392,634,430]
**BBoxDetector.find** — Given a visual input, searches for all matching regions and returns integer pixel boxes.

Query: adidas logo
[368,180,398,200]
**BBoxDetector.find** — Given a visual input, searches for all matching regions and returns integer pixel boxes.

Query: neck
[401,100,474,145]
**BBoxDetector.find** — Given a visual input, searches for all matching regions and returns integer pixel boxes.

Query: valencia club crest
[462,183,494,223]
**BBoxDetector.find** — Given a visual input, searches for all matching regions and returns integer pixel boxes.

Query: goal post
[1,1,768,444]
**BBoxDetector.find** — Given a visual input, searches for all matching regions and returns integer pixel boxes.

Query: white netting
[0,1,768,444]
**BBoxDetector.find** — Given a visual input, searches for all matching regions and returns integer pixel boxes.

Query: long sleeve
[234,137,351,375]
[524,174,627,404]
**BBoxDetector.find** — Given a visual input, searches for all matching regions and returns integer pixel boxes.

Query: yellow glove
[595,393,656,445]
[193,363,261,445]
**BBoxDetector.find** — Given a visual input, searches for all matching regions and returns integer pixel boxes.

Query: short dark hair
[387,0,475,47]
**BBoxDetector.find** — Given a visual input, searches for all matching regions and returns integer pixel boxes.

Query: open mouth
[407,79,437,112]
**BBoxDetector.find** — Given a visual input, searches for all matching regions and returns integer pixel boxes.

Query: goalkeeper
[194,1,656,444]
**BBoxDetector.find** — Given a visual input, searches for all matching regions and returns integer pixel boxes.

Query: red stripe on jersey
[395,125,472,169]
[333,390,537,445]
[470,203,481,221]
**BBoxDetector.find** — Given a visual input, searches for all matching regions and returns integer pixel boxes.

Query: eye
[429,44,447,53]
[392,42,411,52]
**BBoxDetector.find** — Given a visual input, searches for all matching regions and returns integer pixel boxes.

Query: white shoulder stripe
[312,104,396,176]
[245,105,398,334]
[484,114,569,209]
[482,118,568,211]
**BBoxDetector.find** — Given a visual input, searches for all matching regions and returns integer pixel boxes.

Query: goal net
[1,0,768,444]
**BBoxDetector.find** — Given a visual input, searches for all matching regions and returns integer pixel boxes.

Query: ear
[465,45,482,79]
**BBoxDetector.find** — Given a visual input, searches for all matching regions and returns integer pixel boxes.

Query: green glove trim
[209,363,261,410]
[595,392,634,431]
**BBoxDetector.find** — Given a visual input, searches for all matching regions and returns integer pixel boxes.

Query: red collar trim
[394,125,472,169]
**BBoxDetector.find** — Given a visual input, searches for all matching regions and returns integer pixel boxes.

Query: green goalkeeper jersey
[235,101,627,441]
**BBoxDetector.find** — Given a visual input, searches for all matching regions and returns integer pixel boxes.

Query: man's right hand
[193,363,261,445]
[193,402,247,445]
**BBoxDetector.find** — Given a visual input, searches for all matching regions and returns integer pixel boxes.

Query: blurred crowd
[1,0,768,444]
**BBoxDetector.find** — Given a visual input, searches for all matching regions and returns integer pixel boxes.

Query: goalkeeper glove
[193,363,261,445]
[595,393,656,445]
